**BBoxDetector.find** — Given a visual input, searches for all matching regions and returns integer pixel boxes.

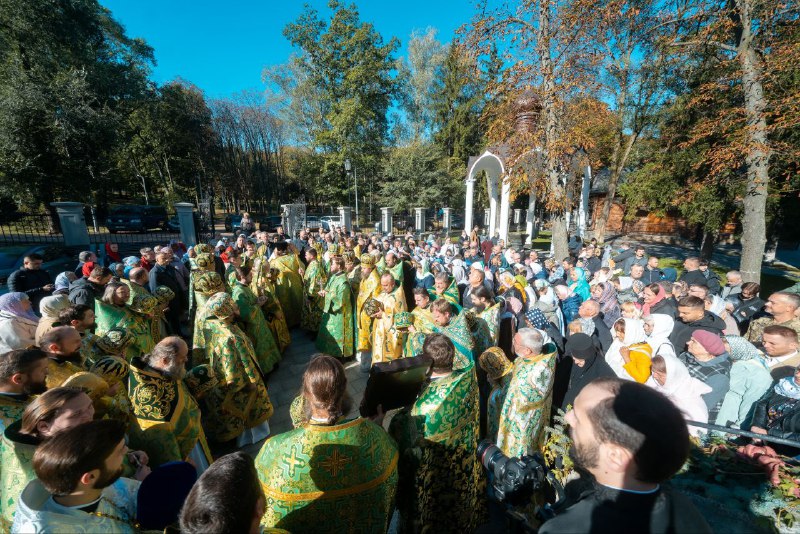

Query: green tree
[396,28,447,143]
[379,142,462,211]
[0,0,153,208]
[282,0,399,209]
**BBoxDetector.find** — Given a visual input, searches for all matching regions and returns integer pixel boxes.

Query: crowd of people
[0,221,799,532]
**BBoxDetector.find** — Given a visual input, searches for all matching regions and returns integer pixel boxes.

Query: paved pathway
[265,329,368,436]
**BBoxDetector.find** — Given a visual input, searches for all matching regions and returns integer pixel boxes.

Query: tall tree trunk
[735,0,770,284]
[700,229,717,260]
[538,0,568,260]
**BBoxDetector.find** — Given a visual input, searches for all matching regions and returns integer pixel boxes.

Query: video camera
[478,440,563,505]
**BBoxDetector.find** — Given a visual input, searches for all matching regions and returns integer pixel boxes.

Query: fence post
[175,202,196,246]
[51,202,90,247]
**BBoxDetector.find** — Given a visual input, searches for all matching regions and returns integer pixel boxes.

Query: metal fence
[0,212,63,245]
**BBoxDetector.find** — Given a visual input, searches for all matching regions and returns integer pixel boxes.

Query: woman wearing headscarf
[646,354,712,436]
[0,293,39,352]
[642,313,676,358]
[53,272,76,296]
[568,267,591,302]
[108,262,124,282]
[750,365,800,455]
[716,335,773,428]
[641,283,676,318]
[103,243,122,267]
[590,282,620,329]
[605,317,653,383]
[414,259,435,291]
[122,256,140,279]
[34,294,70,346]
[561,333,615,410]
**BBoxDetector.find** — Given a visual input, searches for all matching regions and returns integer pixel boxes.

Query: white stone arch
[465,150,511,241]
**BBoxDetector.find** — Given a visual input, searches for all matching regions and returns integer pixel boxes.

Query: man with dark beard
[540,377,710,533]
[0,348,48,433]
[39,326,94,389]
[128,337,213,470]
[12,419,140,532]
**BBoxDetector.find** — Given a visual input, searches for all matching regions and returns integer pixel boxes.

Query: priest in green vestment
[479,347,514,442]
[389,333,485,532]
[407,299,474,369]
[201,293,273,444]
[229,266,281,375]
[316,255,355,360]
[95,283,158,362]
[403,288,436,357]
[301,248,327,334]
[428,272,461,310]
[497,328,557,458]
[371,273,408,365]
[190,270,226,365]
[128,337,213,470]
[250,256,291,353]
[270,242,304,328]
[255,355,398,532]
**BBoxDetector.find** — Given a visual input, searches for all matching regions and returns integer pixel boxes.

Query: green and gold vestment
[127,357,213,468]
[389,366,485,532]
[496,347,557,458]
[255,418,399,533]
[271,253,304,328]
[231,280,281,374]
[316,272,355,359]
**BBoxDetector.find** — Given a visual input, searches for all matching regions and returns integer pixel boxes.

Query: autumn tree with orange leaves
[464,0,602,260]
[634,0,800,283]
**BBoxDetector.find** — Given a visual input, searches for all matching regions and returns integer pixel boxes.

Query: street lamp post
[344,159,359,228]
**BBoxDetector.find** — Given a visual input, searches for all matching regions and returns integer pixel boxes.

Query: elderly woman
[34,294,71,346]
[591,282,620,328]
[646,354,711,436]
[53,272,76,296]
[0,293,39,352]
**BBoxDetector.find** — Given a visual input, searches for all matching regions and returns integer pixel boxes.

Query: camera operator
[540,377,711,534]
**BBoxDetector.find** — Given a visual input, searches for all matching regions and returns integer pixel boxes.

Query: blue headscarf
[122,256,140,279]
[54,272,73,292]
[0,292,39,322]
[569,267,591,301]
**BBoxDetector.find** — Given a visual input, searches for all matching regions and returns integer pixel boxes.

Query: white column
[464,178,475,233]
[525,194,536,244]
[513,209,522,226]
[498,178,511,242]
[380,207,393,235]
[489,188,498,238]
[442,207,452,231]
[484,209,491,227]
[174,202,196,246]
[414,207,426,232]
[51,202,90,247]
[338,206,352,232]
[578,164,591,237]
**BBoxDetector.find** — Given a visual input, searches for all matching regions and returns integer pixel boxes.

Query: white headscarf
[644,314,676,358]
[605,318,648,380]
[646,353,712,435]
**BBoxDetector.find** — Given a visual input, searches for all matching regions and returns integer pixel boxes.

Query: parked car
[106,205,169,233]
[166,216,181,232]
[0,245,76,294]
[261,215,283,232]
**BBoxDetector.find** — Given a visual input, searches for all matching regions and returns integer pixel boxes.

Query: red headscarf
[641,284,666,316]
[105,243,122,263]
[82,261,96,277]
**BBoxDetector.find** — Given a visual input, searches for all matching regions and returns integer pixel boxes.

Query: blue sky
[100,0,476,99]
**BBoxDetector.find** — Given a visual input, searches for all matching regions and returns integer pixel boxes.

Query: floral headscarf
[0,292,39,322]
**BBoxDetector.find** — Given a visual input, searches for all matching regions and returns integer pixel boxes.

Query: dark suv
[106,205,169,233]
